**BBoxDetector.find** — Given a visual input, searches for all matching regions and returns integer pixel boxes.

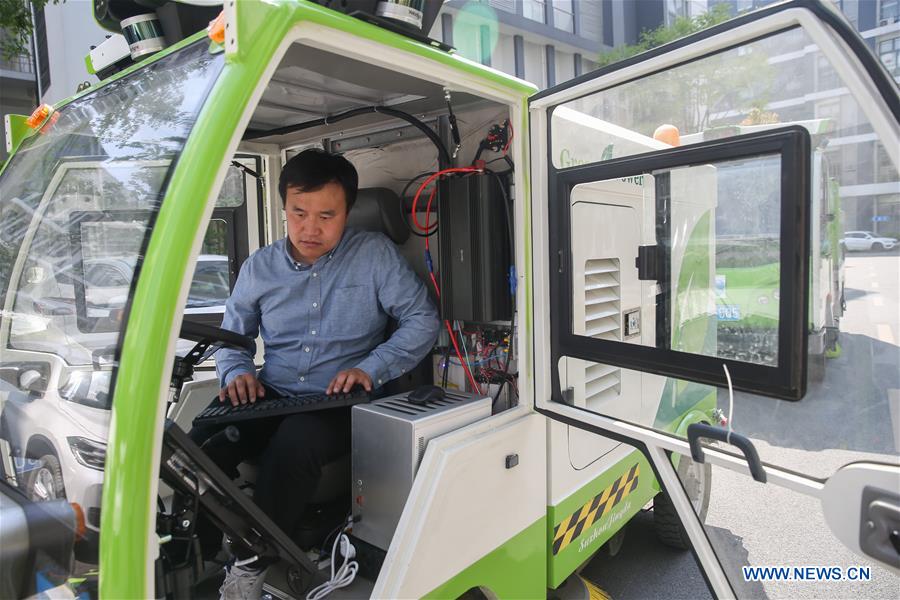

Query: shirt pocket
[328,285,380,336]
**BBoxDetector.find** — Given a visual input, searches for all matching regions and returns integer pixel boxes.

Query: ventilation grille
[582,258,621,408]
[584,258,621,340]
[376,390,470,417]
[584,362,621,406]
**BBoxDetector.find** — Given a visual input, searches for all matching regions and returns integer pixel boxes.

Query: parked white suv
[840,230,898,251]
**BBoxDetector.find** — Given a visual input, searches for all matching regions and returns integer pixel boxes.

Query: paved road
[579,252,900,599]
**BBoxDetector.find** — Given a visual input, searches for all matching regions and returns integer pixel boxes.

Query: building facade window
[33,7,50,94]
[441,13,453,46]
[878,36,899,75]
[545,44,556,87]
[552,0,575,33]
[514,35,525,79]
[523,0,546,23]
[881,0,899,24]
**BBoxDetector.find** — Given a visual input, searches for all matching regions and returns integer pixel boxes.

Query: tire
[653,452,712,550]
[872,242,885,252]
[25,453,66,502]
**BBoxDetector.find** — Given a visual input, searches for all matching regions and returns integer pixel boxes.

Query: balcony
[0,53,34,75]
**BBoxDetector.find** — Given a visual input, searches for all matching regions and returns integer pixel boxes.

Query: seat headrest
[347,188,410,245]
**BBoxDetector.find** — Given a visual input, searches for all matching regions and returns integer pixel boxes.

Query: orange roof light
[208,11,226,45]
[26,104,53,129]
[653,124,680,147]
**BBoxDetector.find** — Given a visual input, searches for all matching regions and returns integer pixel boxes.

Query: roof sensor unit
[120,13,166,60]
[376,0,425,29]
[88,34,132,78]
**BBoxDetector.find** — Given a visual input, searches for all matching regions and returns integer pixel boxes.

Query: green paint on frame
[424,516,547,600]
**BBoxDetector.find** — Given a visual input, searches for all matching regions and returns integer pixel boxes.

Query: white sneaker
[219,564,267,600]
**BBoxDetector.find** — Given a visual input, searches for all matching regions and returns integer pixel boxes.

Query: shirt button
[312,272,317,277]
[312,302,318,308]
[299,376,305,382]
[311,330,317,335]
[305,346,310,352]
[377,379,383,385]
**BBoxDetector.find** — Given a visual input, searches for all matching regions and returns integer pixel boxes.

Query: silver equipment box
[351,389,491,551]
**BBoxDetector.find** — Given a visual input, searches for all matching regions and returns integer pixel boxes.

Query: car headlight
[59,370,111,409]
[67,436,106,471]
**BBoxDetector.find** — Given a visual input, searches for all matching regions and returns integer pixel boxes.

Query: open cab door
[531,0,899,595]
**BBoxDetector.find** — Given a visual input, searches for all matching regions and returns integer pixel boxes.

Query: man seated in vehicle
[193,149,440,598]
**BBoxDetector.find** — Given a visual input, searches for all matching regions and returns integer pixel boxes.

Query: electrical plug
[339,535,356,560]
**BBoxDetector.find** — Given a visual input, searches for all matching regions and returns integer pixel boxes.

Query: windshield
[0,39,222,566]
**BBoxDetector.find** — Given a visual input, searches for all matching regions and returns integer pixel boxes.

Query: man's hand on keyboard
[327,368,373,395]
[220,373,266,406]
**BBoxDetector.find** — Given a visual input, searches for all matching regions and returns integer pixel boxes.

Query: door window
[552,130,810,400]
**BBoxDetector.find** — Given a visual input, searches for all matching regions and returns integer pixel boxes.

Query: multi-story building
[433,0,665,89]
[0,2,107,163]
[0,29,38,163]
[704,0,900,233]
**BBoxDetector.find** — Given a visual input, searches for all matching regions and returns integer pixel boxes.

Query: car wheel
[653,451,712,550]
[25,453,66,502]
[872,242,885,252]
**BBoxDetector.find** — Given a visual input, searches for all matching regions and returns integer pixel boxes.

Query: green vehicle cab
[0,0,897,598]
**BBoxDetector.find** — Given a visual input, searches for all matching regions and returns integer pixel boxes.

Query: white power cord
[306,532,358,600]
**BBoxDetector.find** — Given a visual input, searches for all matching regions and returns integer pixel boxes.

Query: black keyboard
[192,389,371,427]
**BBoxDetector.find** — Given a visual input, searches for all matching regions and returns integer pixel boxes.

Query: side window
[183,157,259,326]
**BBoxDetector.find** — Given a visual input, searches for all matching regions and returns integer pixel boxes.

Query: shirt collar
[281,228,355,270]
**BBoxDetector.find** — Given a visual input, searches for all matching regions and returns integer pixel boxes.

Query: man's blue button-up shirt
[216,228,440,396]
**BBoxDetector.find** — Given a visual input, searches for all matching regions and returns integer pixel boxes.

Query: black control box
[439,174,512,323]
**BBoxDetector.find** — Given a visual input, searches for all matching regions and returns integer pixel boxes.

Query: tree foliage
[589,3,774,136]
[0,0,60,60]
[597,4,735,68]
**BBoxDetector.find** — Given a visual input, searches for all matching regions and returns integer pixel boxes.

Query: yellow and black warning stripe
[552,463,640,555]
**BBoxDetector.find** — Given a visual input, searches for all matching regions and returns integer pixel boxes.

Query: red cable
[445,320,481,394]
[429,272,441,298]
[411,167,481,231]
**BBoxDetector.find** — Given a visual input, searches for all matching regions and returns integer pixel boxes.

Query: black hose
[243,106,451,166]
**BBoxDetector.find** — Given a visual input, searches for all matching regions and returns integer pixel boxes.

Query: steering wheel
[178,320,256,354]
[170,321,256,403]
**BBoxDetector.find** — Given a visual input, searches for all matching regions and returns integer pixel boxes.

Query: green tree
[0,0,60,60]
[591,3,774,136]
[597,4,735,68]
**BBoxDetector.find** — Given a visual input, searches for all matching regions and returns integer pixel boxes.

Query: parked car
[840,230,898,251]
[0,254,230,562]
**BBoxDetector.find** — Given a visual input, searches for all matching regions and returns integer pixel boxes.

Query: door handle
[687,423,766,483]
[860,487,900,568]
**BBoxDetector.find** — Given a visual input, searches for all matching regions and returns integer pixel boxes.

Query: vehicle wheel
[653,452,712,550]
[25,453,66,502]
[872,242,885,252]
[604,527,626,557]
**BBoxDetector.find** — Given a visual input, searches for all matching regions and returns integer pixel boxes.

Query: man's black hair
[278,148,358,212]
